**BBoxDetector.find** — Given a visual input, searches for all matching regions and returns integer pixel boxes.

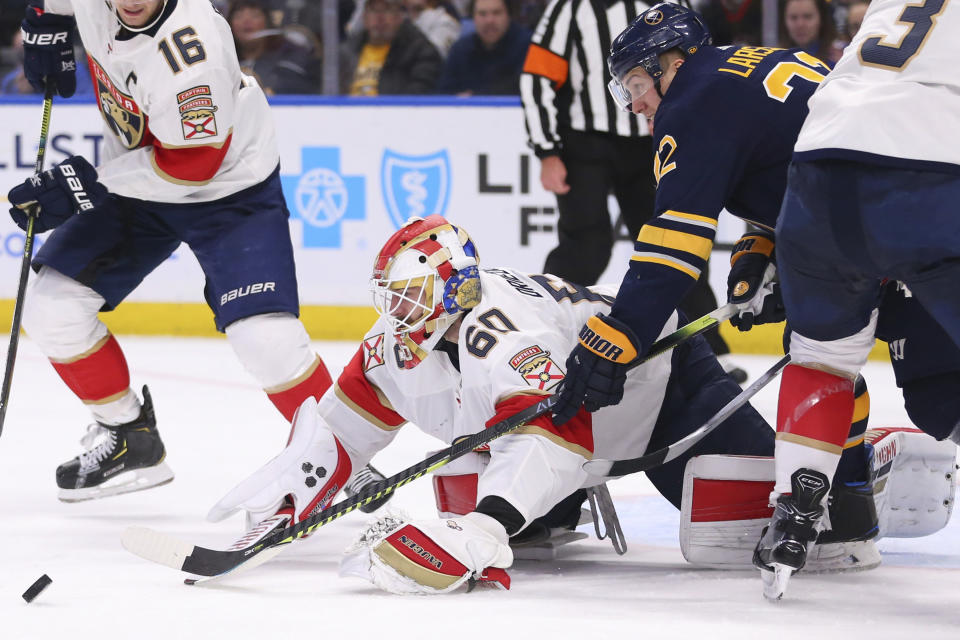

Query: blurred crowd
[0,0,870,97]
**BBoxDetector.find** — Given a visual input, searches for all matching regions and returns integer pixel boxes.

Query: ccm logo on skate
[220,282,275,305]
[578,326,626,361]
[399,535,443,569]
[59,165,96,211]
[22,31,69,46]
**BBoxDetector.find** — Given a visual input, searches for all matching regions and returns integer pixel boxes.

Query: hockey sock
[49,333,140,425]
[774,364,854,496]
[266,356,333,422]
[834,374,870,485]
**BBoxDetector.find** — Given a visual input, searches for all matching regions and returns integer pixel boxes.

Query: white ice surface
[1,338,957,639]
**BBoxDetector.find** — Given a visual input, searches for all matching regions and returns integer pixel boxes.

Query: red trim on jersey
[153,135,232,182]
[777,364,853,448]
[690,478,774,522]
[50,334,130,402]
[296,435,352,521]
[433,474,479,516]
[338,348,405,427]
[267,359,333,422]
[486,395,594,454]
[385,525,469,577]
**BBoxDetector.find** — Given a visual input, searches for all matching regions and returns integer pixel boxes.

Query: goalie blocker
[679,427,957,569]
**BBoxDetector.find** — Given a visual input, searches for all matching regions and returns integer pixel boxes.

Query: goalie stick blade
[185,544,289,585]
[122,525,279,577]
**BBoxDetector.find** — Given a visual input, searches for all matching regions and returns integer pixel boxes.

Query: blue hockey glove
[552,313,640,426]
[21,5,77,98]
[726,230,785,331]
[8,156,109,233]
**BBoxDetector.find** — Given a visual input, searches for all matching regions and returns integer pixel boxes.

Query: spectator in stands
[229,0,321,94]
[698,0,762,46]
[438,0,530,95]
[779,0,843,64]
[0,30,33,94]
[404,0,461,57]
[340,0,442,95]
[844,0,869,39]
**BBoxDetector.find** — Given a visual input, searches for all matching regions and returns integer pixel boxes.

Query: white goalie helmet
[370,215,481,369]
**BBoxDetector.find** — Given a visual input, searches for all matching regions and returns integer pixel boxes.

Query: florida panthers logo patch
[178,85,219,140]
[88,56,145,149]
[509,345,564,392]
[363,334,386,372]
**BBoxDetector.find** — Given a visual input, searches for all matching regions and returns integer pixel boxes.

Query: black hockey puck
[22,574,52,603]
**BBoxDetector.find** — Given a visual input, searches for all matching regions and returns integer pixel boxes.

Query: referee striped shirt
[521,0,652,157]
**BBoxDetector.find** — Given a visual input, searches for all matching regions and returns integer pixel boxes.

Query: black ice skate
[344,463,394,513]
[56,385,174,502]
[753,468,830,600]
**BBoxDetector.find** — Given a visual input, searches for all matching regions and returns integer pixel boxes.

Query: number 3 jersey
[795,0,960,172]
[315,268,679,470]
[44,0,279,203]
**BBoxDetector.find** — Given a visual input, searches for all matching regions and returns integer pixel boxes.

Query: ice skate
[56,386,173,502]
[753,468,830,600]
[344,463,395,513]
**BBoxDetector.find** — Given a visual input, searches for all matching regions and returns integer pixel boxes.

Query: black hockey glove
[8,156,109,233]
[726,229,785,331]
[21,5,77,98]
[552,313,640,426]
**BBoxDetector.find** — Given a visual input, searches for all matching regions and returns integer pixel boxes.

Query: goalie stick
[0,80,55,436]
[583,354,791,477]
[122,304,739,580]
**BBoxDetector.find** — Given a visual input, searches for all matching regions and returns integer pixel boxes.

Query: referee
[520,0,740,377]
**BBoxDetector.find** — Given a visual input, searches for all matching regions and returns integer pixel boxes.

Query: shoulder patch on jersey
[178,86,219,140]
[510,345,564,392]
[362,334,386,372]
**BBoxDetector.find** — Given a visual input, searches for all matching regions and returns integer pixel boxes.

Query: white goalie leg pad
[680,455,880,571]
[479,433,588,529]
[431,449,490,518]
[340,511,512,595]
[225,312,316,388]
[868,427,958,538]
[207,397,361,528]
[21,266,108,359]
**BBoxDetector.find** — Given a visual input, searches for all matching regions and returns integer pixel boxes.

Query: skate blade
[761,564,793,601]
[58,462,175,503]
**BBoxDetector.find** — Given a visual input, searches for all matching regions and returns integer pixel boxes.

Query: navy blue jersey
[610,45,829,352]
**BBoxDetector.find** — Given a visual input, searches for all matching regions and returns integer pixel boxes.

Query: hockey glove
[8,156,109,233]
[21,5,77,98]
[726,230,785,331]
[552,313,640,426]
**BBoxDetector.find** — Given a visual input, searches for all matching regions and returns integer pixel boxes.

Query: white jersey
[46,0,279,203]
[318,268,679,476]
[795,0,960,171]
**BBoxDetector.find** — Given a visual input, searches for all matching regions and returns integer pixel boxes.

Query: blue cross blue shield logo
[380,149,451,229]
[281,147,365,248]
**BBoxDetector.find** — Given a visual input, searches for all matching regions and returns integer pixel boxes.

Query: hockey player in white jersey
[204,214,932,595]
[757,0,960,599]
[1,0,391,505]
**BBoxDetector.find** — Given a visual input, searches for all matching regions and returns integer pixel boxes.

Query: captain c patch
[509,345,564,392]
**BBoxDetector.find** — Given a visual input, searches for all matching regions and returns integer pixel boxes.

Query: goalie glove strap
[577,313,640,364]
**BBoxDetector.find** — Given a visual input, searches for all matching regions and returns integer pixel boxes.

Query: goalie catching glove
[726,230,785,331]
[552,313,640,426]
[340,512,513,595]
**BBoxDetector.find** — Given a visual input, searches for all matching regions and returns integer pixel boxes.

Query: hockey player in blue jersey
[553,3,823,424]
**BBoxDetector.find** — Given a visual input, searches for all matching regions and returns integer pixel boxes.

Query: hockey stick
[584,354,791,477]
[122,303,739,579]
[0,80,55,436]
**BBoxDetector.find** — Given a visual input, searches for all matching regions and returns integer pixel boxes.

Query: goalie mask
[370,216,481,369]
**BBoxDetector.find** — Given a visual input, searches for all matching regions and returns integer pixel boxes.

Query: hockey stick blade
[583,354,791,477]
[121,304,739,579]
